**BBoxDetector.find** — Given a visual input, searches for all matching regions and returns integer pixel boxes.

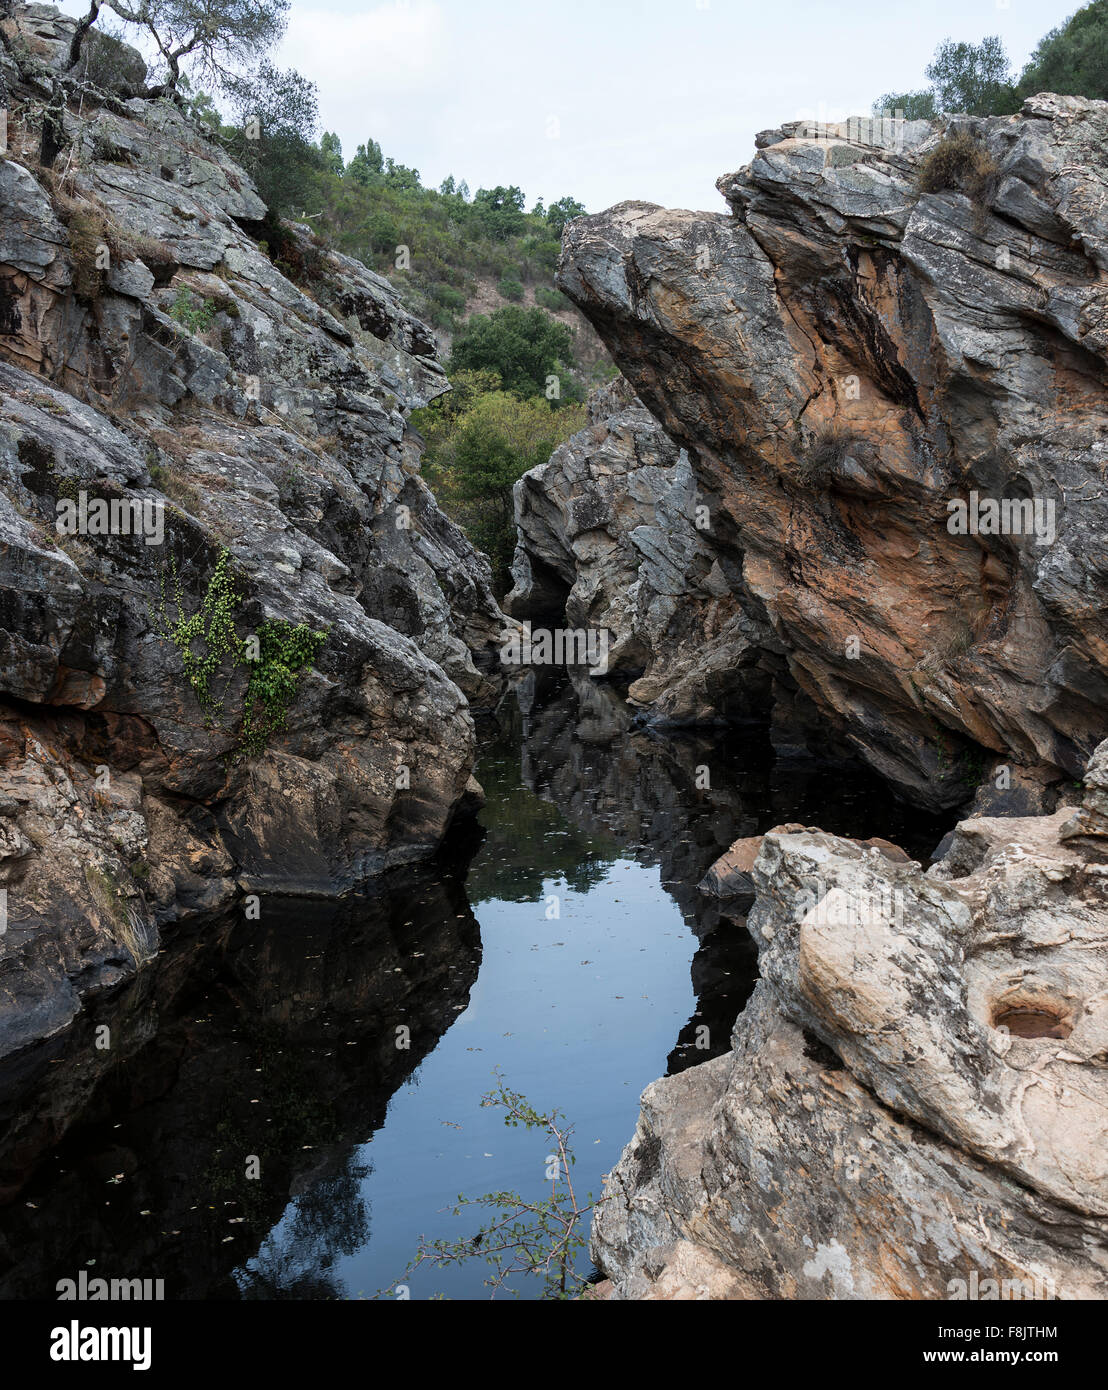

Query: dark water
[0,670,947,1300]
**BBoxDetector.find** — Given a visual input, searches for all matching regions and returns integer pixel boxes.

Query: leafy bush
[534,286,569,312]
[450,306,576,399]
[168,286,217,334]
[497,275,524,302]
[414,375,585,590]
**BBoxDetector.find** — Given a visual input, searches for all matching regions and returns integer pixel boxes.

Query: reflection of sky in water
[240,841,699,1300]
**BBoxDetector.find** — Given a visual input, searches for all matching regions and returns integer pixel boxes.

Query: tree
[1018,1,1108,101]
[449,305,575,399]
[319,130,343,176]
[222,59,320,216]
[69,0,291,100]
[428,390,582,586]
[926,36,1018,115]
[872,89,939,121]
[383,157,421,191]
[546,195,586,237]
[346,139,384,186]
[872,33,1020,120]
[472,185,527,239]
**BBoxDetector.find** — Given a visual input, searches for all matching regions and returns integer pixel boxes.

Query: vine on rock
[152,547,327,756]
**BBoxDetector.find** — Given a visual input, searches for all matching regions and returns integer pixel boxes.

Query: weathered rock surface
[0,5,504,1059]
[557,102,1108,808]
[505,376,773,722]
[592,739,1108,1299]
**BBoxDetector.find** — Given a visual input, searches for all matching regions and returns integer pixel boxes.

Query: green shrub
[497,275,524,302]
[168,286,217,334]
[534,286,569,312]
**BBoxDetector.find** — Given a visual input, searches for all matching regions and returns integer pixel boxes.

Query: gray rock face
[0,5,505,1058]
[506,377,772,722]
[557,103,1108,808]
[591,739,1108,1299]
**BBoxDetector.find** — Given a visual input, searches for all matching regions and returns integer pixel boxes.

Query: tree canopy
[449,306,577,399]
[874,6,1108,119]
[69,0,290,99]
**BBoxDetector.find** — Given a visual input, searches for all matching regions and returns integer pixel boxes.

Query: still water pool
[0,670,947,1299]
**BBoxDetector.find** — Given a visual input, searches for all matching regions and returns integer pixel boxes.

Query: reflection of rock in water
[503,669,950,1075]
[0,861,480,1299]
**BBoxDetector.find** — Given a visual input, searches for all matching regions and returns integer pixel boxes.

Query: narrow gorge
[0,0,1105,1319]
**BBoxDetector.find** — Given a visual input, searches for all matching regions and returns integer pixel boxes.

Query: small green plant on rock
[168,286,217,334]
[240,620,329,756]
[152,548,327,754]
[153,548,245,720]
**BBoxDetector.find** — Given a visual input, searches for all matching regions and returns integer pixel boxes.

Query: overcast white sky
[58,0,1082,213]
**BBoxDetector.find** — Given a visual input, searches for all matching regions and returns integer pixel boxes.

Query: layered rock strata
[555,100,1108,808]
[0,5,503,1057]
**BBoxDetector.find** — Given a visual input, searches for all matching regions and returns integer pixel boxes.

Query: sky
[56,0,1083,213]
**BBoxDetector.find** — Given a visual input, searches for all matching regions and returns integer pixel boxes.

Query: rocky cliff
[552,99,1108,811]
[591,738,1108,1299]
[0,5,504,1058]
[505,376,774,723]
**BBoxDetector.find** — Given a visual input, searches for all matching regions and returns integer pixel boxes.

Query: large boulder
[591,739,1108,1298]
[557,102,1108,808]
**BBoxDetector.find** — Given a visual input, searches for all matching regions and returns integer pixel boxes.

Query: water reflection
[0,670,948,1300]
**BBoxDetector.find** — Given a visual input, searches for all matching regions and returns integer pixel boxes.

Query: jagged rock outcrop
[591,739,1108,1299]
[556,101,1108,808]
[0,5,504,1058]
[505,377,773,721]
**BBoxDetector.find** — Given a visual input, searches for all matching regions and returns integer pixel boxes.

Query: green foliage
[534,285,569,312]
[152,548,327,754]
[449,305,576,399]
[395,1074,599,1300]
[1018,0,1108,101]
[870,17,1108,120]
[154,548,245,715]
[221,60,322,218]
[346,139,384,186]
[925,36,1018,115]
[471,184,527,240]
[917,130,1000,206]
[168,286,217,333]
[71,0,291,98]
[872,88,939,121]
[415,383,584,590]
[319,130,344,176]
[497,274,524,302]
[545,195,586,237]
[240,620,329,756]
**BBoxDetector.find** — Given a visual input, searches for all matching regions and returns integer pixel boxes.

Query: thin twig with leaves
[393,1072,604,1301]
